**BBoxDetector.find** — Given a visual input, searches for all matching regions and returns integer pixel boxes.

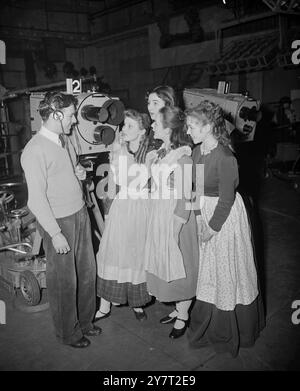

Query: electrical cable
[59,120,92,207]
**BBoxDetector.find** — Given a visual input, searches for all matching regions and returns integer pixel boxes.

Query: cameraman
[21,91,100,348]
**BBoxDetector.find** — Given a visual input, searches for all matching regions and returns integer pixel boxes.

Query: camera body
[183,88,260,141]
[30,91,125,155]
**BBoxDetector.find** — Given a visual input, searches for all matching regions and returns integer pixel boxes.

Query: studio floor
[0,173,300,371]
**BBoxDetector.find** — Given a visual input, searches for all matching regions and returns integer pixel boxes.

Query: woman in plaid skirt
[95,109,156,321]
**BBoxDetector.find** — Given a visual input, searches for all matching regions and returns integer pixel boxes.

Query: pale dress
[96,143,150,285]
[145,146,199,302]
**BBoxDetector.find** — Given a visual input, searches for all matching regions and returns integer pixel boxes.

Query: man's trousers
[38,206,96,344]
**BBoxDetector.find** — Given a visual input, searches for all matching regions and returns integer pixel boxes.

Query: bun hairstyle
[159,106,193,149]
[146,85,177,108]
[38,91,78,121]
[185,100,231,147]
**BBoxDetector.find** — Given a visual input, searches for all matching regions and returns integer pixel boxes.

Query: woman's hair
[185,100,231,147]
[146,85,177,107]
[124,109,151,131]
[123,109,151,164]
[159,106,193,149]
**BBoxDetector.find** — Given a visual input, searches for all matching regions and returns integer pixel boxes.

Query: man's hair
[38,91,78,121]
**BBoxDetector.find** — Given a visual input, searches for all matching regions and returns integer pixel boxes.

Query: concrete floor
[0,174,300,371]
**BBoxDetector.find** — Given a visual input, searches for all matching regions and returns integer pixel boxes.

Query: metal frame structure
[262,0,300,15]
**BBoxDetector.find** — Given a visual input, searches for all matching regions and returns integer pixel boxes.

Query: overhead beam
[262,0,300,15]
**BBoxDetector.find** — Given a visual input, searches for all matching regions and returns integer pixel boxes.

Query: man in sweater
[21,91,100,348]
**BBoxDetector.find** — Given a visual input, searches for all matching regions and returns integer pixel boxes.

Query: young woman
[147,85,176,121]
[144,106,199,339]
[185,101,265,357]
[95,109,153,321]
[127,85,177,177]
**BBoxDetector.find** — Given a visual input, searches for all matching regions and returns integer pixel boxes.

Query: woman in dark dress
[185,101,265,357]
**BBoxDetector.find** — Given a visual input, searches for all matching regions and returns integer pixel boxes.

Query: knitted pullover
[21,133,84,237]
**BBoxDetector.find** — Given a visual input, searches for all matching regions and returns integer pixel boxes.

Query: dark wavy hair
[185,100,231,147]
[38,91,78,121]
[146,85,177,107]
[159,106,193,149]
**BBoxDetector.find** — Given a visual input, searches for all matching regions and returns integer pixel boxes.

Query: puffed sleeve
[208,153,239,231]
[173,155,193,224]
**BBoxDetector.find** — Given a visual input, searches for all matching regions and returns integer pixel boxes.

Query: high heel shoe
[169,318,189,339]
[133,309,147,321]
[160,314,177,324]
[94,310,111,322]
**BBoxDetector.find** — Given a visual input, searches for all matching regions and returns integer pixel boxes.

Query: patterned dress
[187,143,265,357]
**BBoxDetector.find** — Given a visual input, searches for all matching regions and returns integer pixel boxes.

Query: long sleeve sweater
[21,133,84,237]
[192,143,239,232]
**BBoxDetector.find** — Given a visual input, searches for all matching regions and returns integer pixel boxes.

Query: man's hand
[51,232,70,254]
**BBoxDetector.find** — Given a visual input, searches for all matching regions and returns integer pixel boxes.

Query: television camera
[30,91,125,155]
[183,88,260,141]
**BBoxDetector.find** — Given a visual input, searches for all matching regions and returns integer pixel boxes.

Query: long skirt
[187,297,265,357]
[145,196,199,302]
[187,192,265,356]
[97,277,151,308]
[96,191,150,307]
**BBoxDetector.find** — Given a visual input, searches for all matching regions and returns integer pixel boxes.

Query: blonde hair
[124,109,151,131]
[123,109,151,164]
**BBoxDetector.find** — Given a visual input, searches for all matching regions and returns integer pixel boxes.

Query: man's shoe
[169,318,188,339]
[133,309,147,321]
[85,325,102,337]
[69,336,91,348]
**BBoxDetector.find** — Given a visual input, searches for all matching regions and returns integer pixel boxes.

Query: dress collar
[155,142,172,160]
[200,141,218,156]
